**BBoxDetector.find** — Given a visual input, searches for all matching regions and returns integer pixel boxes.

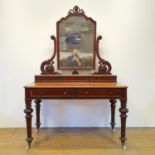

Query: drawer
[30,88,75,98]
[77,88,123,98]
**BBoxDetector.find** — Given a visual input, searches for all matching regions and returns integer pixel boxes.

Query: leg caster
[25,137,33,150]
[36,129,39,134]
[121,140,126,150]
[112,128,115,133]
[25,145,30,150]
[122,145,126,150]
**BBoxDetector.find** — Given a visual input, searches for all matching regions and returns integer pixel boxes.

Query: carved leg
[24,99,33,150]
[119,99,128,149]
[110,99,116,133]
[34,99,41,133]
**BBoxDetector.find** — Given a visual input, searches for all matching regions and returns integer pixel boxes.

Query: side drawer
[77,88,123,98]
[30,88,76,98]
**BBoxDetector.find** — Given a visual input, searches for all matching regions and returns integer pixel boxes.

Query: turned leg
[119,99,128,149]
[110,99,116,133]
[24,99,33,150]
[34,99,41,133]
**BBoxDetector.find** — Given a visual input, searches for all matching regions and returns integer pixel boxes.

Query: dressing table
[24,6,128,149]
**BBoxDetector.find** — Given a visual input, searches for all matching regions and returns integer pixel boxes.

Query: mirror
[40,6,112,75]
[57,12,96,70]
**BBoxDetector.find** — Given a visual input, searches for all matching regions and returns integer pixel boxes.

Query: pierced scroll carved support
[93,36,112,74]
[40,35,60,75]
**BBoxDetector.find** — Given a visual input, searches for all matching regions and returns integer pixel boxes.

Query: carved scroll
[93,36,112,74]
[40,35,59,74]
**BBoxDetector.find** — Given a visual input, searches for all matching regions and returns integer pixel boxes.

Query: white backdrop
[0,0,155,127]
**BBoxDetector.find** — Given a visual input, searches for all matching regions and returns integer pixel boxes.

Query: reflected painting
[57,16,95,69]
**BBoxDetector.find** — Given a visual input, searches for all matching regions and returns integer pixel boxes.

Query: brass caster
[122,145,126,150]
[112,129,115,133]
[36,129,39,134]
[25,145,30,150]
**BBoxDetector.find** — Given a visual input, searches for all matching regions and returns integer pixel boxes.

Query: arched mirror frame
[57,7,96,71]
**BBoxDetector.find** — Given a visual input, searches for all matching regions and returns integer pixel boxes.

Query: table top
[24,82,127,88]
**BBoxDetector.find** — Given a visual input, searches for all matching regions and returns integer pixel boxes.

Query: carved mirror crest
[40,6,111,75]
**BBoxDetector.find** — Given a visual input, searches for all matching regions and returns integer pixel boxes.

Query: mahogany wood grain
[25,82,127,88]
[35,75,117,82]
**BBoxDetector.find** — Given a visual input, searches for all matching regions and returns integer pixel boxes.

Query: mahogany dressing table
[24,6,128,150]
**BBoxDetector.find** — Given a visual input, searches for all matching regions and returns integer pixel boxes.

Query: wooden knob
[63,91,67,95]
[85,91,89,94]
[110,91,113,94]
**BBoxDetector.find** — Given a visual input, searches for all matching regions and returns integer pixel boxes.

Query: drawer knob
[63,91,67,95]
[39,91,42,94]
[110,91,113,94]
[85,91,89,94]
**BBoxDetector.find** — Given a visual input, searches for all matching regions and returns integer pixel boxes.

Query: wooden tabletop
[24,82,127,88]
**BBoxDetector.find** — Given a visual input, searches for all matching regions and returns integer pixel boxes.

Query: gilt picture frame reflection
[57,16,96,69]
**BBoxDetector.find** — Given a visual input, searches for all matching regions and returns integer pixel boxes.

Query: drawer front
[30,88,75,98]
[77,88,123,98]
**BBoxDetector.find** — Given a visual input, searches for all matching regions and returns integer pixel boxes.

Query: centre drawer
[30,88,76,98]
